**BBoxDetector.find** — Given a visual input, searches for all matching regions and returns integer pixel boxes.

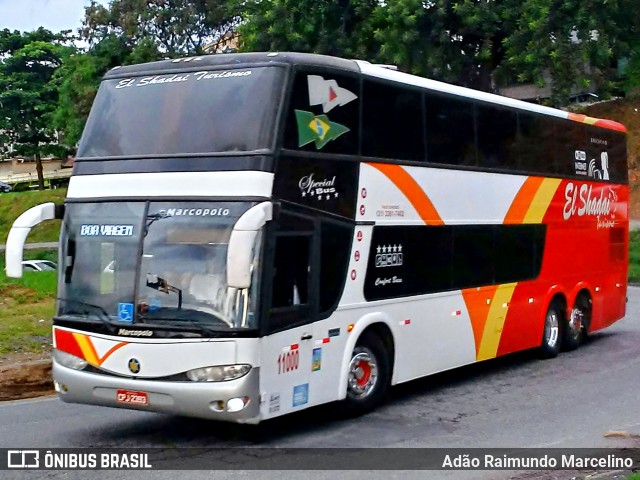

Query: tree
[52,36,134,148]
[240,0,640,103]
[81,0,242,56]
[0,28,73,189]
[240,0,379,59]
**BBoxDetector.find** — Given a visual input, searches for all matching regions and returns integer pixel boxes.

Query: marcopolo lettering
[159,208,230,217]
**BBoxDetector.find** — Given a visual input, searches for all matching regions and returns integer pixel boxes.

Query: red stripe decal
[54,329,84,359]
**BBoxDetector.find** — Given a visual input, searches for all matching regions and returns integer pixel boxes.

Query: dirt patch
[0,352,55,401]
[630,189,640,219]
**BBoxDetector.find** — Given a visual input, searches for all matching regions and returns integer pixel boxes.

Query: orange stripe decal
[71,332,128,366]
[73,333,99,365]
[504,177,544,224]
[568,113,627,133]
[368,163,444,225]
[477,283,518,361]
[462,286,498,356]
[99,342,128,365]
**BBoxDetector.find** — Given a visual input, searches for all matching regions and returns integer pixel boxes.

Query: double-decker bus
[5,52,628,423]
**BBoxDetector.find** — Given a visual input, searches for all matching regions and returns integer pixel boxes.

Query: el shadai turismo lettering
[563,183,618,228]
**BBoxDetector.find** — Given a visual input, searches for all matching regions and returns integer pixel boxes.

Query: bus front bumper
[52,361,262,423]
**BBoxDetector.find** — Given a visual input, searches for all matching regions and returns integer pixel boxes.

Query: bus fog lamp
[54,349,88,371]
[227,397,250,412]
[186,364,251,382]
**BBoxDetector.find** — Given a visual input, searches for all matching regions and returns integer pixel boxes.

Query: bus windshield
[77,67,284,158]
[57,202,261,332]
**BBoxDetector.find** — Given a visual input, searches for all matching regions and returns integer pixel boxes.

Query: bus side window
[425,93,476,166]
[271,235,311,308]
[362,80,424,161]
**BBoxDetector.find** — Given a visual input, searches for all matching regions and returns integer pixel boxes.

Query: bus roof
[105,52,626,134]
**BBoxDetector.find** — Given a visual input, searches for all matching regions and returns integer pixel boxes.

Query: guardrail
[0,169,72,184]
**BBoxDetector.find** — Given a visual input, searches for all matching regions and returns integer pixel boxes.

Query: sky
[0,0,109,34]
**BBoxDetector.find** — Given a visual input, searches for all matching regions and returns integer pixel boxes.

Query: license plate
[116,389,148,405]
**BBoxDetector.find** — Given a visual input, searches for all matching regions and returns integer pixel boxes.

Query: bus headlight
[186,364,251,382]
[53,349,88,371]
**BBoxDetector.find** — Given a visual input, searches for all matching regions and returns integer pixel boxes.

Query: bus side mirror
[227,202,272,289]
[5,202,63,278]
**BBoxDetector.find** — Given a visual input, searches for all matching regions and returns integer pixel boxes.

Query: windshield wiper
[56,298,118,334]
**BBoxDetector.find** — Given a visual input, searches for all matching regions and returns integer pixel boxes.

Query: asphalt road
[1,288,639,479]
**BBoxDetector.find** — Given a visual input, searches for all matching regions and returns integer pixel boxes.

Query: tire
[562,294,591,351]
[343,331,391,414]
[539,300,562,359]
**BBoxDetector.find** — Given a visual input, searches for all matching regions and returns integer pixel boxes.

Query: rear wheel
[539,300,562,359]
[563,293,591,351]
[343,331,391,414]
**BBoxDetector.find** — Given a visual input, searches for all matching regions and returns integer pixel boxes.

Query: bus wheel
[563,294,591,351]
[539,301,562,359]
[344,332,391,414]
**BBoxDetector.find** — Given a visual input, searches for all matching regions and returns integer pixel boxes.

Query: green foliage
[240,0,640,103]
[624,45,640,97]
[81,0,241,56]
[0,189,65,243]
[240,0,378,59]
[0,29,74,183]
[629,229,640,284]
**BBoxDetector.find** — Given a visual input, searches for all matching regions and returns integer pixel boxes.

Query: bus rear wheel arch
[343,328,393,414]
[563,291,592,351]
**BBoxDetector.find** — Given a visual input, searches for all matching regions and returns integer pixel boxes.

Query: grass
[629,230,640,284]
[0,188,65,244]
[0,249,57,357]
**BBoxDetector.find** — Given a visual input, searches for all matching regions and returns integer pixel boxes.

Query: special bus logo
[375,244,403,268]
[298,174,339,200]
[563,182,617,228]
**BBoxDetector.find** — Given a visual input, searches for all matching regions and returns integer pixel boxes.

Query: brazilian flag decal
[295,110,350,149]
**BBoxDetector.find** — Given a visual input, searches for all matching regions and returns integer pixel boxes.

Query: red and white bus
[6,52,628,423]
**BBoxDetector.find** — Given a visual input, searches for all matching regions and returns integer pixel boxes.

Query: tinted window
[268,212,314,332]
[517,113,556,174]
[494,225,545,283]
[319,220,353,313]
[364,225,545,300]
[555,118,586,176]
[425,93,476,166]
[78,67,283,157]
[284,69,360,155]
[476,103,518,170]
[584,126,628,183]
[362,80,424,160]
[452,226,494,288]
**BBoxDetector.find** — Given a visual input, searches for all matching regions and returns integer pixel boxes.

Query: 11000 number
[277,350,299,374]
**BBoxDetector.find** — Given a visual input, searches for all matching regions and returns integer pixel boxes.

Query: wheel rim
[347,347,378,400]
[568,307,584,341]
[545,311,559,348]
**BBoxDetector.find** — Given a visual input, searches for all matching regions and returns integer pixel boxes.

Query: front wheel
[343,332,391,414]
[539,301,562,359]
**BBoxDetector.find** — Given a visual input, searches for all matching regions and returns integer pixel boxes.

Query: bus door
[260,211,318,417]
